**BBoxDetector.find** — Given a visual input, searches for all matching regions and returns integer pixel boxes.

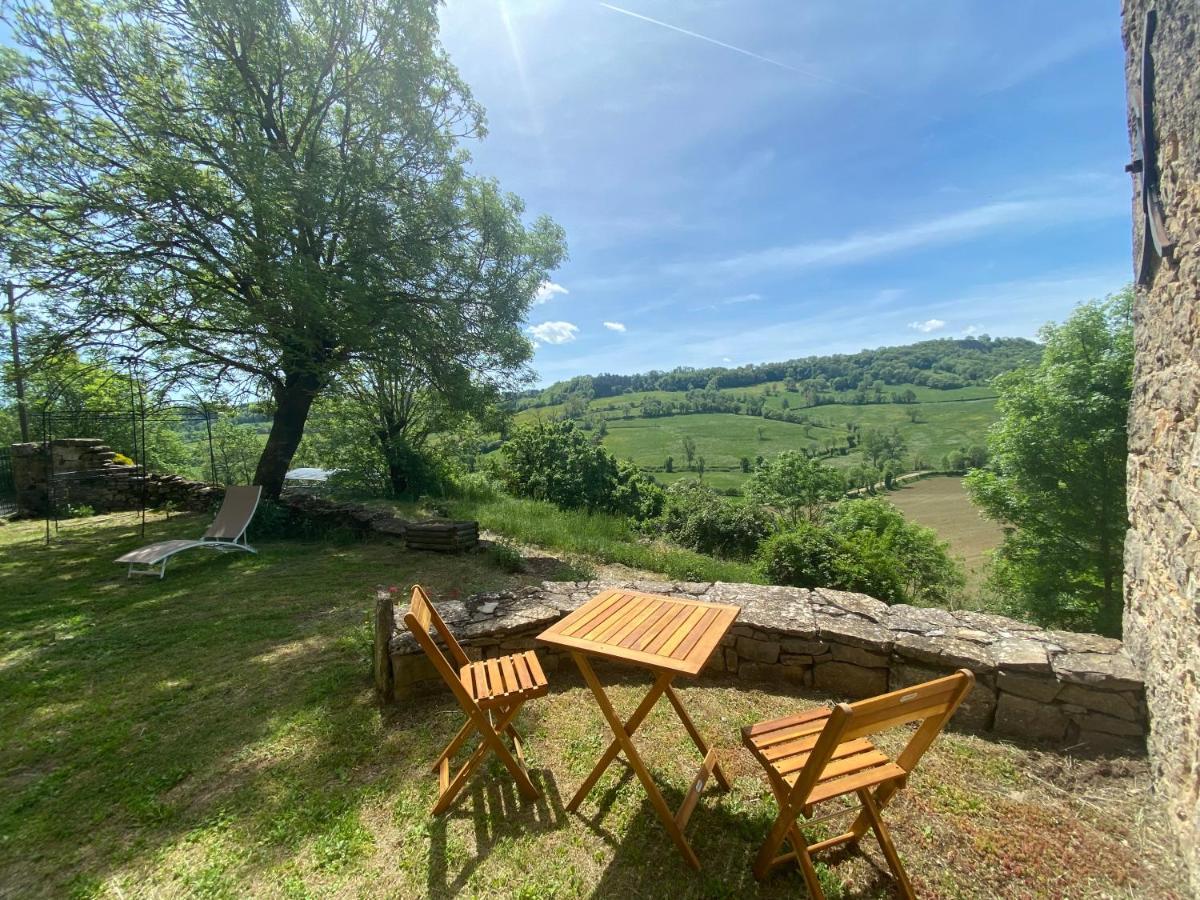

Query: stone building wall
[1121,2,1200,890]
[10,439,219,515]
[379,581,1147,754]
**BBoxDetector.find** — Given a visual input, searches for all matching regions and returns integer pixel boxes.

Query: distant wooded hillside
[512,336,1041,411]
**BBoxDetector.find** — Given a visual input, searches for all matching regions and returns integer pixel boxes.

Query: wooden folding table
[538,588,740,869]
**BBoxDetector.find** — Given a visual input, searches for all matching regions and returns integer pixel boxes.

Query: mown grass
[442,495,760,583]
[0,512,1187,898]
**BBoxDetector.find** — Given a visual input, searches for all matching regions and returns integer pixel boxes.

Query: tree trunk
[254,370,323,499]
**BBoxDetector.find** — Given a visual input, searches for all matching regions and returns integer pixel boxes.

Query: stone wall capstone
[1122,1,1200,890]
[379,581,1147,754]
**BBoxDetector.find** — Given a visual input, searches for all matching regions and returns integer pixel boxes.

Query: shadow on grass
[0,511,529,897]
[426,767,568,897]
[578,774,902,899]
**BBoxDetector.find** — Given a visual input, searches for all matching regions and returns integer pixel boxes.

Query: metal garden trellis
[35,357,222,546]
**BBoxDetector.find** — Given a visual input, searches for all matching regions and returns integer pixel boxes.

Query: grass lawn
[439,495,759,583]
[0,512,1185,898]
[884,477,1005,590]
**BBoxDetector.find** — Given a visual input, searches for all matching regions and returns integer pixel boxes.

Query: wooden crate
[404,520,479,552]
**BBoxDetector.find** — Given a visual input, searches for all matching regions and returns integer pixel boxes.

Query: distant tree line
[511,336,1040,411]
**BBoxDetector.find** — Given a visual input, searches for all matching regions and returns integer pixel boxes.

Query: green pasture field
[821,398,998,471]
[601,413,845,472]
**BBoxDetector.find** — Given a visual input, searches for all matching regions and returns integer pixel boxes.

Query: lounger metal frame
[124,532,257,579]
[118,485,261,578]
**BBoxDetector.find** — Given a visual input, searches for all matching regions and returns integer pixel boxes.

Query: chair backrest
[790,669,974,806]
[403,585,472,696]
[204,485,263,540]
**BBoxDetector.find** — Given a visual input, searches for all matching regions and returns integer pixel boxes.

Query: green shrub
[754,523,846,589]
[756,499,964,606]
[487,539,525,573]
[660,481,774,560]
[827,499,963,605]
[501,420,662,520]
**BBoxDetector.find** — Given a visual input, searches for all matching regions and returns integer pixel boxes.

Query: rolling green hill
[504,337,1038,492]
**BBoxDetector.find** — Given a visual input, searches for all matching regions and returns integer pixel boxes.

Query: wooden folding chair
[403,585,549,814]
[742,669,975,898]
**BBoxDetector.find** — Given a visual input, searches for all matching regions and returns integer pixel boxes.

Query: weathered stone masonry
[378,581,1148,754]
[11,439,219,515]
[1122,1,1200,890]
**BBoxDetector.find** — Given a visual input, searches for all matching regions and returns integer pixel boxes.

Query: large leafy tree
[746,451,846,523]
[966,291,1133,636]
[0,0,564,497]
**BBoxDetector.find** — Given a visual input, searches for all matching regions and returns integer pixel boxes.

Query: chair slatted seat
[459,651,548,708]
[742,669,975,898]
[403,585,546,814]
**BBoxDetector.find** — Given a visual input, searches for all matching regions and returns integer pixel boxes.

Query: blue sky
[438,1,1134,385]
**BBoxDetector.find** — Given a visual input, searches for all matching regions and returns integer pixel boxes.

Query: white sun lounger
[115,485,262,578]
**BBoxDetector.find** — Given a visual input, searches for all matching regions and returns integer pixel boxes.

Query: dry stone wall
[11,439,219,515]
[1122,1,1200,890]
[381,580,1147,753]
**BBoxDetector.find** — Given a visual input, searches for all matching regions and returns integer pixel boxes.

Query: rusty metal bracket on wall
[1126,8,1174,285]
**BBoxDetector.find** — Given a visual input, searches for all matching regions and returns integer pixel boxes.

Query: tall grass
[444,495,760,583]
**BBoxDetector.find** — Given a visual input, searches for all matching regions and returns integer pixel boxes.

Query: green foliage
[966,291,1134,636]
[659,481,775,560]
[517,336,1040,408]
[204,421,268,487]
[1,0,565,496]
[757,499,964,605]
[9,353,190,472]
[824,499,965,606]
[501,421,662,520]
[612,459,666,521]
[754,523,848,590]
[444,495,758,583]
[745,451,846,523]
[487,540,526,574]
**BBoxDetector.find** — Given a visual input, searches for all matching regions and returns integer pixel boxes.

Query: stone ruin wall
[10,438,220,516]
[378,580,1148,755]
[1121,1,1200,890]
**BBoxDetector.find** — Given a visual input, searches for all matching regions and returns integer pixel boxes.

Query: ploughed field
[0,512,1186,898]
[885,476,1005,589]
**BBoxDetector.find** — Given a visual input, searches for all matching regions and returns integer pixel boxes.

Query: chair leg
[858,788,916,900]
[794,838,826,900]
[431,703,539,814]
[432,719,477,772]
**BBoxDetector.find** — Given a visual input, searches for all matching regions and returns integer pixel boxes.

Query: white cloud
[528,320,579,345]
[908,318,946,333]
[663,192,1124,282]
[723,293,761,305]
[962,324,982,337]
[533,281,569,305]
[603,321,627,332]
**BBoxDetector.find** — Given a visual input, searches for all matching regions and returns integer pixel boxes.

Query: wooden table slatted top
[539,588,740,676]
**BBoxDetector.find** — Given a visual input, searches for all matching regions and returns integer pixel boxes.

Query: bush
[754,523,847,589]
[755,499,964,606]
[501,420,662,520]
[660,481,774,560]
[487,540,525,573]
[824,499,964,606]
[612,460,665,521]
